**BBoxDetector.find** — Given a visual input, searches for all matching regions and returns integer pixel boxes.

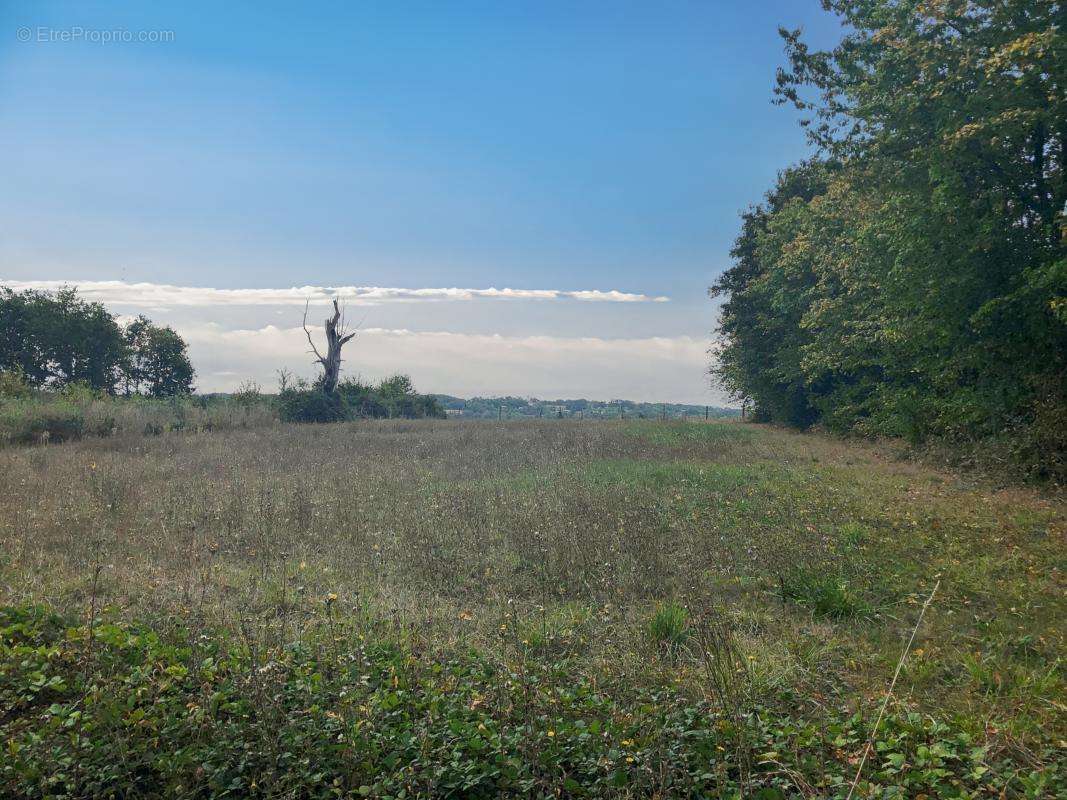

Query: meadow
[0,419,1063,798]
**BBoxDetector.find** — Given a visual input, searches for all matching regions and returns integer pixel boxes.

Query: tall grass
[0,419,1063,795]
[0,391,277,445]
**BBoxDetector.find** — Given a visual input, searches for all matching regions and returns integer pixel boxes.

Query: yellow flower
[325,593,338,604]
[546,730,555,737]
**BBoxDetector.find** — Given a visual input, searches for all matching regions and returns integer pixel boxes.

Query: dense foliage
[278,375,445,423]
[121,315,196,397]
[2,604,1061,799]
[0,287,195,396]
[712,0,1066,479]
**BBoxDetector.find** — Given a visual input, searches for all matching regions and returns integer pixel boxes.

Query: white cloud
[3,279,731,404]
[183,324,725,405]
[3,280,670,306]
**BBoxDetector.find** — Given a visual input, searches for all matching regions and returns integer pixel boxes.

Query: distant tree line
[433,395,738,419]
[712,0,1065,478]
[0,286,194,396]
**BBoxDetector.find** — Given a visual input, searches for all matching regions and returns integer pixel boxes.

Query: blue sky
[0,1,841,402]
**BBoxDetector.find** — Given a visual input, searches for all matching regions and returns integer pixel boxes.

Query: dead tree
[303,298,357,393]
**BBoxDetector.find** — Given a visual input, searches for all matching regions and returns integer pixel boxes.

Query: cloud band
[2,280,670,306]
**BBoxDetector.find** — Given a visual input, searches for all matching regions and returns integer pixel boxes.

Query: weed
[4,603,1061,798]
[838,522,868,549]
[648,601,689,649]
[779,568,866,619]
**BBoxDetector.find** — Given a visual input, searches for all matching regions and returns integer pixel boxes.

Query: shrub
[355,375,446,419]
[414,393,447,419]
[278,377,446,423]
[82,401,117,437]
[198,396,276,431]
[231,379,263,405]
[277,388,348,423]
[0,368,30,399]
[0,399,84,444]
[337,378,388,418]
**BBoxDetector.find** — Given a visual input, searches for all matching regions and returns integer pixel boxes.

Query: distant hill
[431,395,739,420]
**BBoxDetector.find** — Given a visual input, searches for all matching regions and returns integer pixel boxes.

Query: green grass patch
[779,568,867,619]
[622,419,761,447]
[647,601,690,649]
[575,458,789,494]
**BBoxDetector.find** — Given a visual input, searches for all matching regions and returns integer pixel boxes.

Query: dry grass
[1,418,1063,745]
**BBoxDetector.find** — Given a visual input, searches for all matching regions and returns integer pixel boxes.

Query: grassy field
[1,419,1063,798]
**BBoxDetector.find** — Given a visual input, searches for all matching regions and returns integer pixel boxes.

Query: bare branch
[302,300,326,364]
[339,309,367,346]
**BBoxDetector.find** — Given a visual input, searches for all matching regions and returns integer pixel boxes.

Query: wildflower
[546,730,555,737]
[325,593,338,604]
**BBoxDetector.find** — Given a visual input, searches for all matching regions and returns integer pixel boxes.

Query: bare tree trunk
[303,299,357,393]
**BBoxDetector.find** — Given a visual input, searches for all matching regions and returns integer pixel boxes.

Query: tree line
[712,0,1065,478]
[1,286,194,396]
[433,395,736,419]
